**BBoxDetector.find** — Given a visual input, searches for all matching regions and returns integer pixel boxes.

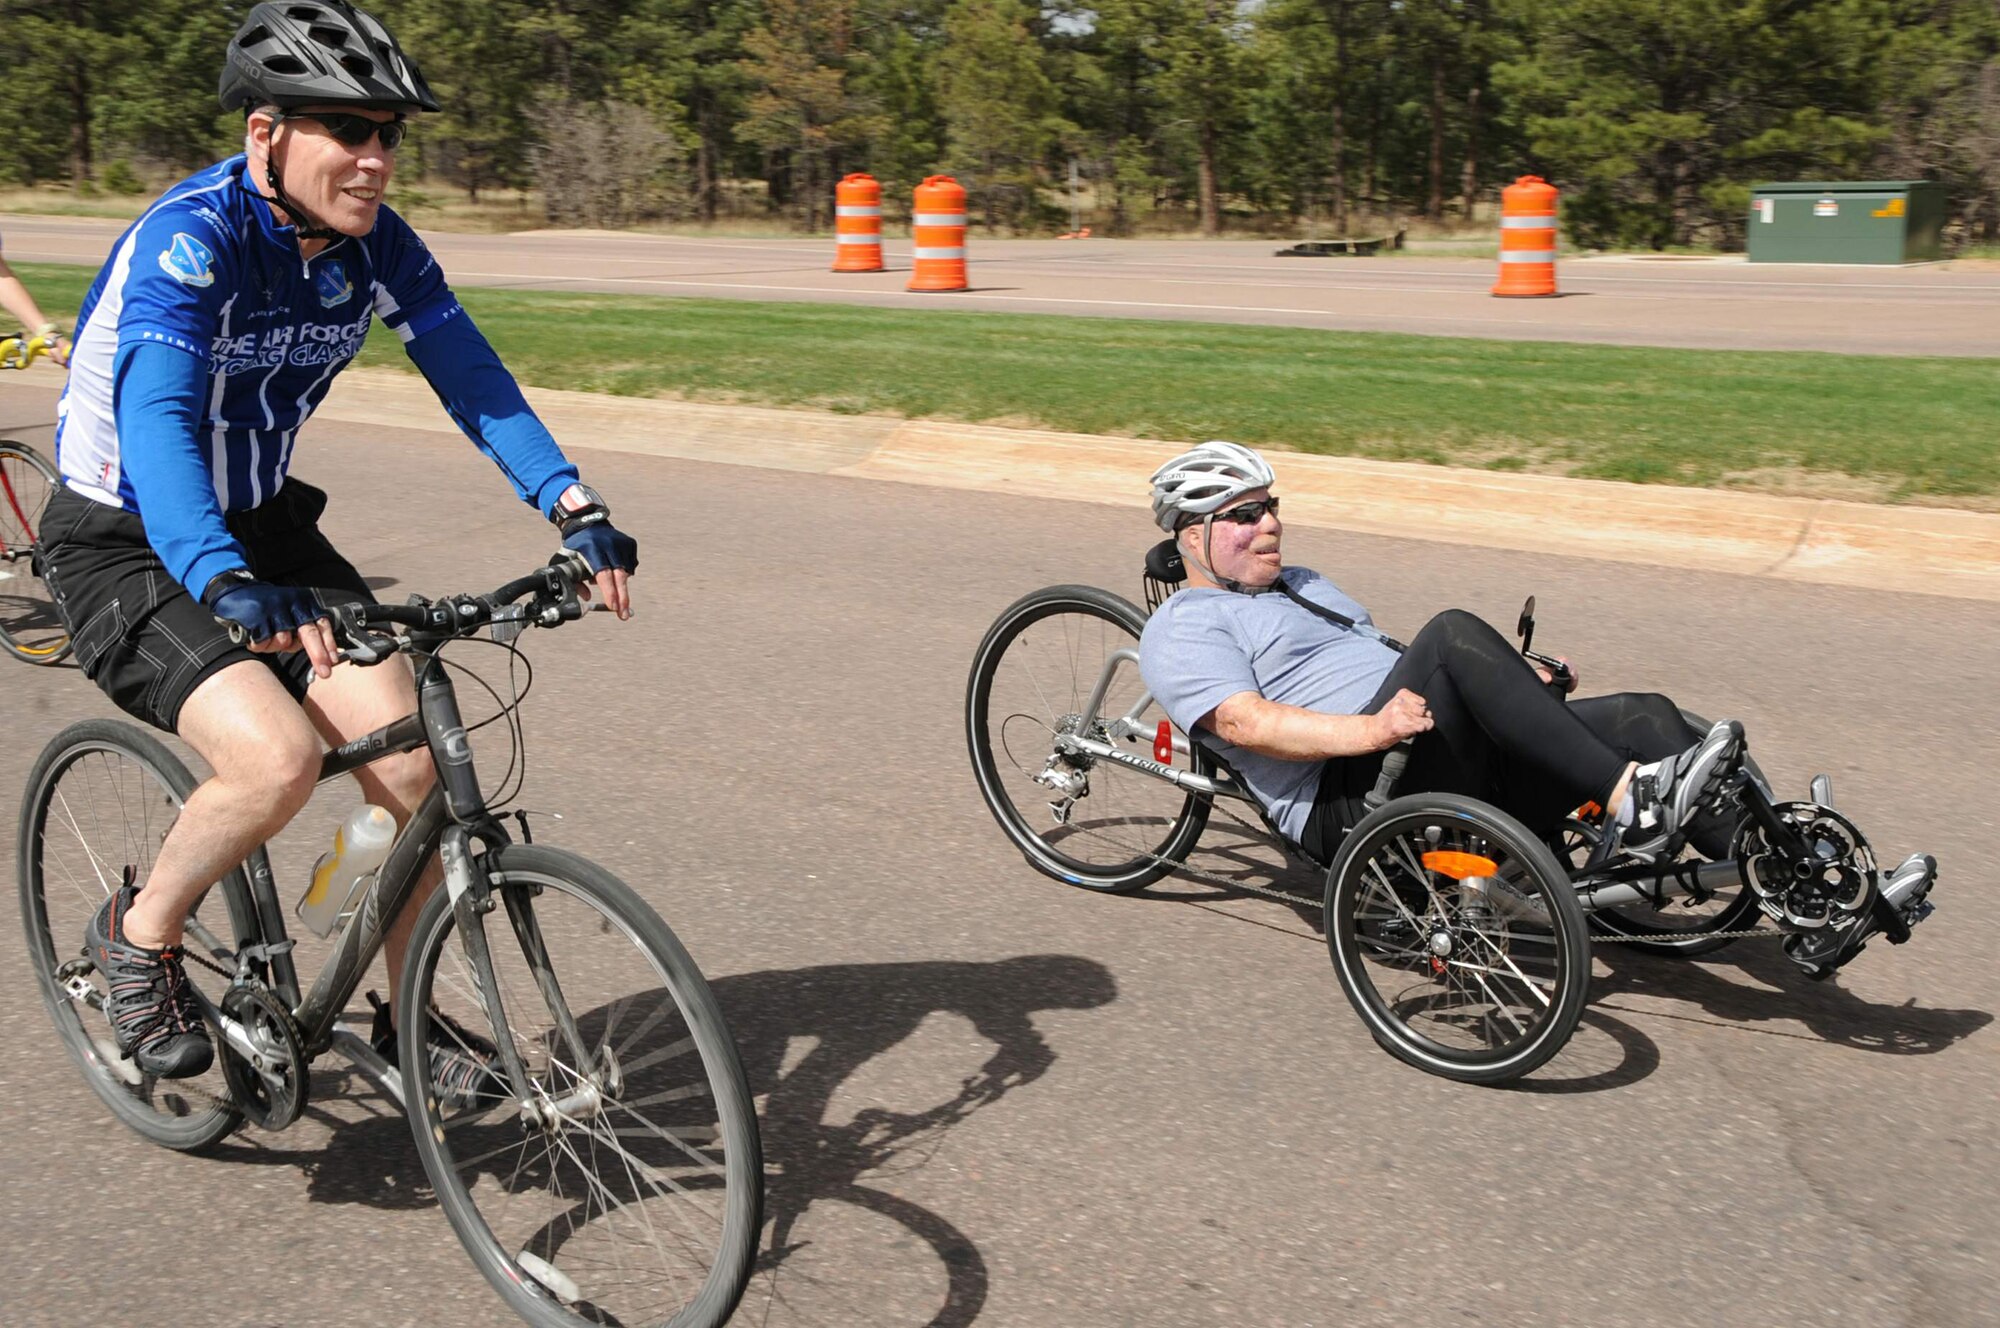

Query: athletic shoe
[369,991,510,1110]
[1783,853,1937,979]
[84,882,213,1078]
[1596,720,1748,866]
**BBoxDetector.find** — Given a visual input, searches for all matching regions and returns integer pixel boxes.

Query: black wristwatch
[200,567,258,609]
[548,482,609,536]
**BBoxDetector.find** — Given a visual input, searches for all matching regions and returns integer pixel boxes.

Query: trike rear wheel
[967,585,1212,893]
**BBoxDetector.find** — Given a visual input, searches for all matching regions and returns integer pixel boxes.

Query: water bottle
[297,804,397,938]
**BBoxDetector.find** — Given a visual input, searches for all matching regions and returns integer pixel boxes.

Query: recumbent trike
[964,540,1939,1085]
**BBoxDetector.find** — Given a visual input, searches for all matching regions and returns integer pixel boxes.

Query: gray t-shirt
[1139,567,1400,842]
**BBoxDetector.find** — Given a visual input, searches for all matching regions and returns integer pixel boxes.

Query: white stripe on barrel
[913,213,967,227]
[913,246,966,260]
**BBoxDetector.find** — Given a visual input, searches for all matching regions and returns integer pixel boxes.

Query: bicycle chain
[1062,812,1779,942]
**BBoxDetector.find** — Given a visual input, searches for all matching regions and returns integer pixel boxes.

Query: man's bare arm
[1204,689,1432,761]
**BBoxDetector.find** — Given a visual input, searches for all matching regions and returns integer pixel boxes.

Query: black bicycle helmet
[219,1,440,114]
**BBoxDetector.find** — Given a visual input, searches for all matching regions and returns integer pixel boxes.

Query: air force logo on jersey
[314,260,353,308]
[159,232,216,287]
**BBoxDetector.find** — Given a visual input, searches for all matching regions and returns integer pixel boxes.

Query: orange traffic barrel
[832,173,884,273]
[1492,175,1559,297]
[908,175,969,292]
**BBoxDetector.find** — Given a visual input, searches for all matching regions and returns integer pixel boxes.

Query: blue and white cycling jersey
[56,154,576,597]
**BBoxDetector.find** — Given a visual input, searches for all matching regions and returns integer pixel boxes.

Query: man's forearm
[1208,693,1386,761]
[0,265,55,335]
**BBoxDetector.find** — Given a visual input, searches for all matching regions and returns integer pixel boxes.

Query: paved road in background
[7,214,1999,356]
[2,377,1996,1326]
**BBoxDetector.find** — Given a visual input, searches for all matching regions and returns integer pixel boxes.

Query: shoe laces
[107,946,202,1053]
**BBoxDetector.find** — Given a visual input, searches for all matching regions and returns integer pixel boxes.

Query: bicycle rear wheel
[967,585,1213,892]
[0,441,71,665]
[18,720,253,1149]
[400,843,763,1328]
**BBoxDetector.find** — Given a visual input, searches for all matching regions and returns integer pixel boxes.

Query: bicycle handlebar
[0,331,62,371]
[219,550,596,655]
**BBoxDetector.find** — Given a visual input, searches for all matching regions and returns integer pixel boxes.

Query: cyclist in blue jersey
[40,1,639,1083]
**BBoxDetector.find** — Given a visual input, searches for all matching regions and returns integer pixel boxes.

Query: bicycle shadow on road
[1588,936,1992,1057]
[716,955,1117,1328]
[196,955,1117,1328]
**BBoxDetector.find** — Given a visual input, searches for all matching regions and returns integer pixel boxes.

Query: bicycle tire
[967,585,1213,892]
[399,843,763,1328]
[1327,794,1591,1085]
[0,440,73,665]
[18,720,255,1150]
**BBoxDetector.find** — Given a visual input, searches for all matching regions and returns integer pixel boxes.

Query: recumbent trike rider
[965,441,1939,1084]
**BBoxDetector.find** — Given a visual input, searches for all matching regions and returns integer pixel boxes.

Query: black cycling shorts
[39,479,374,732]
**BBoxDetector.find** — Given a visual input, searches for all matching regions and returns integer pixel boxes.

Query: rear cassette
[1735,801,1878,932]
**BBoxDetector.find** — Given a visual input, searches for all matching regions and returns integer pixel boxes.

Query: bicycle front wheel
[399,844,763,1328]
[0,441,72,665]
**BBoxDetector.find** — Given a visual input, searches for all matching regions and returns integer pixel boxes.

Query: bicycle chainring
[1734,801,1877,933]
[219,985,310,1131]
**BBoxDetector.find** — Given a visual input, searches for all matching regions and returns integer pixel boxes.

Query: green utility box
[1747,181,1946,264]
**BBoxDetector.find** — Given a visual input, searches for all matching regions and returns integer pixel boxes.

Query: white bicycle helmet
[1148,441,1277,532]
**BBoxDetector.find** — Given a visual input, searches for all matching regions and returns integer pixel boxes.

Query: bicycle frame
[1,452,43,551]
[210,644,567,1108]
[1053,641,1755,911]
[1052,645,1255,803]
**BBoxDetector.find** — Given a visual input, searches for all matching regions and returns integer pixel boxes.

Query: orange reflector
[1421,850,1499,880]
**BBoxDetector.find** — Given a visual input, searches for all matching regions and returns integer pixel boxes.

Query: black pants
[1299,610,1700,864]
[39,480,373,732]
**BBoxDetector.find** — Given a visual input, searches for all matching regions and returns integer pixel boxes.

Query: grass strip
[15,260,1999,505]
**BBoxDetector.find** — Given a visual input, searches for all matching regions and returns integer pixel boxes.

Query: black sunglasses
[1211,496,1280,525]
[284,110,408,151]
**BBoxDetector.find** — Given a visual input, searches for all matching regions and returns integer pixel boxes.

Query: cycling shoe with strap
[85,880,214,1079]
[1591,719,1748,868]
[1783,852,1938,980]
[368,991,510,1110]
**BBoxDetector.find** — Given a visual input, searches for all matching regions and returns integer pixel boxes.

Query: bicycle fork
[441,828,608,1129]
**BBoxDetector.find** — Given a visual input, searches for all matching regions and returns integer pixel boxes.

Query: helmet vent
[264,54,310,75]
[338,53,377,79]
[286,5,325,20]
[239,24,272,46]
[308,23,351,48]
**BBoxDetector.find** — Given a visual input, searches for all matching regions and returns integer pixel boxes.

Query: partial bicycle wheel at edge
[0,441,73,665]
[967,585,1212,892]
[1327,794,1590,1085]
[18,720,254,1149]
[399,843,763,1328]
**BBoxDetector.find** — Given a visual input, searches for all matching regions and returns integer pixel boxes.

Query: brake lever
[1524,648,1577,694]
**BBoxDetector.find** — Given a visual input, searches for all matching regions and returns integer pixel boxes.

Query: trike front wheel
[1327,794,1590,1085]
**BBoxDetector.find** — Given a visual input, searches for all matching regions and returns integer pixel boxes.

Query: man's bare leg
[300,654,439,1003]
[120,662,323,950]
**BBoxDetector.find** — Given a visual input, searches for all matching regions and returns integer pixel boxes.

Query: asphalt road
[1,379,1996,1327]
[7,214,2000,356]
